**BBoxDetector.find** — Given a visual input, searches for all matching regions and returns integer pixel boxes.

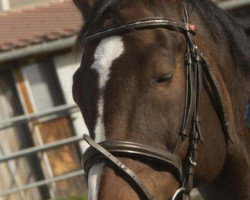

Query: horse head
[73,0,250,199]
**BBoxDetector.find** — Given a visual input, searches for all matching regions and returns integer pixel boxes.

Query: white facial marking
[88,36,124,200]
[91,36,124,143]
[88,163,104,200]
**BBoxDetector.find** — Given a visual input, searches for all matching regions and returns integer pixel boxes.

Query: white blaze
[88,36,124,200]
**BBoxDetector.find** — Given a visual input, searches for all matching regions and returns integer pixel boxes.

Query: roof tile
[0,0,82,52]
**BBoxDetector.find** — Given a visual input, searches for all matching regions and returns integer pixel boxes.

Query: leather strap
[83,135,154,200]
[82,17,195,47]
[83,138,182,181]
[201,57,234,143]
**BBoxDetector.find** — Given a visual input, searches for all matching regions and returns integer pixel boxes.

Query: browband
[82,17,195,47]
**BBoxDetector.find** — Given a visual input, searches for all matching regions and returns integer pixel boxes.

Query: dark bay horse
[72,0,250,199]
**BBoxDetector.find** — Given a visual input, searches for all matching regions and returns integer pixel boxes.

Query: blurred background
[0,0,249,200]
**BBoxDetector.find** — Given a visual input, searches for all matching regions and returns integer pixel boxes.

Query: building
[0,1,87,200]
[0,0,249,200]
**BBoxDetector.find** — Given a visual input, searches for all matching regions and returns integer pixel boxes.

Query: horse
[72,0,250,199]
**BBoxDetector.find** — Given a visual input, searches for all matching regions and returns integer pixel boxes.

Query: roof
[0,0,82,52]
[0,0,248,53]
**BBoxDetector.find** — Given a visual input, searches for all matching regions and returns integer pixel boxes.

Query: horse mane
[74,0,250,75]
[186,0,250,75]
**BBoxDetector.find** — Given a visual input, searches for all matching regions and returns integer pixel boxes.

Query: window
[0,68,43,200]
[0,56,86,200]
[22,60,65,111]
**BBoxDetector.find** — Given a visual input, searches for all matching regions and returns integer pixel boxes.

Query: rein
[81,5,232,200]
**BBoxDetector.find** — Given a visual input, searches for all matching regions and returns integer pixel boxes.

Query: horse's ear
[73,0,95,19]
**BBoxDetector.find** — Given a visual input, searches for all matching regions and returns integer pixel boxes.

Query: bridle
[81,5,233,200]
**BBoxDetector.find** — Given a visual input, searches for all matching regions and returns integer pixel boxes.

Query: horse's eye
[155,72,174,85]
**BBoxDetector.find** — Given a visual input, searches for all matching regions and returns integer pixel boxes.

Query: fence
[0,104,86,199]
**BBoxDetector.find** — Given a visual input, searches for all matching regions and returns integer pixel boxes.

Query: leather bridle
[81,5,232,200]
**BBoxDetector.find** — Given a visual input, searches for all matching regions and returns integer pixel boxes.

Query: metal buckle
[171,187,190,200]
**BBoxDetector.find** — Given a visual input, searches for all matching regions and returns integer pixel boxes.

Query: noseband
[81,5,232,200]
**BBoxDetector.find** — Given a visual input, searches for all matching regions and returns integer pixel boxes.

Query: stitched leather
[83,137,182,181]
[83,135,154,200]
[82,17,195,47]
